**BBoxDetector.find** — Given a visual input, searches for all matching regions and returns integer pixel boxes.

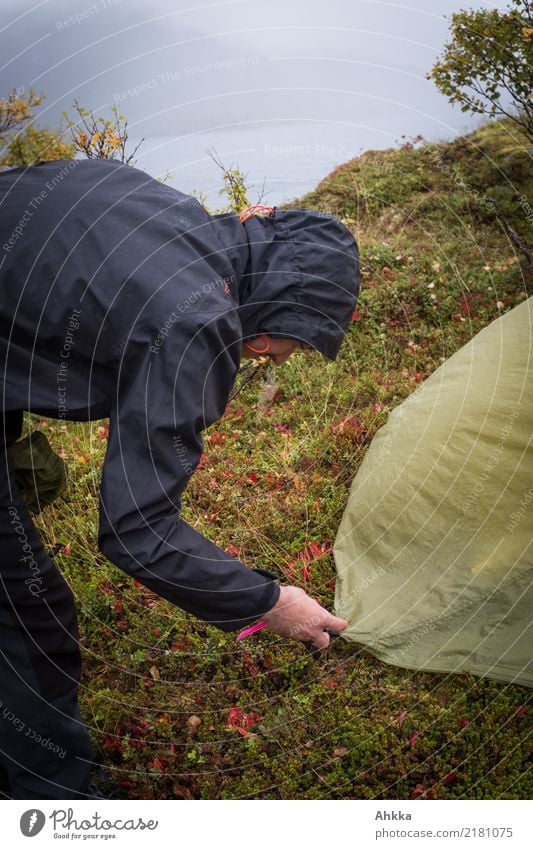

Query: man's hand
[262,585,348,649]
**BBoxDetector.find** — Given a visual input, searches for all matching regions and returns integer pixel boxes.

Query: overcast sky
[1,0,505,146]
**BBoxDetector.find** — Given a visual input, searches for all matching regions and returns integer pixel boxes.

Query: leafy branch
[63,99,144,164]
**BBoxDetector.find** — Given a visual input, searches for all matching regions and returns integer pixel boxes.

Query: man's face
[242,335,304,366]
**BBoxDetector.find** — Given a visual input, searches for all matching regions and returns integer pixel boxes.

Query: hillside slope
[34,119,532,801]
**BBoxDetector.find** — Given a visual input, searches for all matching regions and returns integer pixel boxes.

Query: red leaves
[102,734,121,752]
[226,706,262,733]
[225,544,240,557]
[305,540,331,561]
[225,469,285,492]
[287,540,332,584]
[513,705,527,719]
[284,561,304,582]
[394,710,407,729]
[460,292,484,318]
[96,423,109,441]
[224,404,244,419]
[443,771,458,786]
[410,783,428,799]
[146,757,165,772]
[170,638,188,652]
[234,726,255,738]
[207,431,225,446]
[265,471,282,490]
[331,415,362,435]
[226,706,244,726]
[351,309,361,321]
[410,781,439,800]
[242,650,258,679]
[63,543,71,556]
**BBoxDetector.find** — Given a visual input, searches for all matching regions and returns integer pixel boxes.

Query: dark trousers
[0,411,93,798]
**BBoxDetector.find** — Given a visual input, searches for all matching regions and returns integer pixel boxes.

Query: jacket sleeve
[97,313,280,631]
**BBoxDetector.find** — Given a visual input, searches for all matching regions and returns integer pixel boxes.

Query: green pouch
[7,431,67,514]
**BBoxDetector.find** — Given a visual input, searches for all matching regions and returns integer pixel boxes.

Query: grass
[32,118,531,799]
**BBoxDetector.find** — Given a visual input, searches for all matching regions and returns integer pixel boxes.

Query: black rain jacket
[0,159,359,630]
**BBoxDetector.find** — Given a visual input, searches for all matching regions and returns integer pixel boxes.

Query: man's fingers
[309,617,348,651]
[327,615,348,633]
[311,629,331,650]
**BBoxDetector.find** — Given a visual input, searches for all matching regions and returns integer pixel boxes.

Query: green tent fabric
[7,431,67,514]
[334,297,533,688]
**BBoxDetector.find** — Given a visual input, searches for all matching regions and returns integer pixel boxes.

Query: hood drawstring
[239,204,275,224]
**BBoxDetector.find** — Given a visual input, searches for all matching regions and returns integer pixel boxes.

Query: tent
[334,297,533,687]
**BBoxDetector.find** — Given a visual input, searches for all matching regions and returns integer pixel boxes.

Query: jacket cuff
[208,570,281,632]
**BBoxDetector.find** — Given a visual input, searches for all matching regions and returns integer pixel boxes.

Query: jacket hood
[211,207,359,360]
